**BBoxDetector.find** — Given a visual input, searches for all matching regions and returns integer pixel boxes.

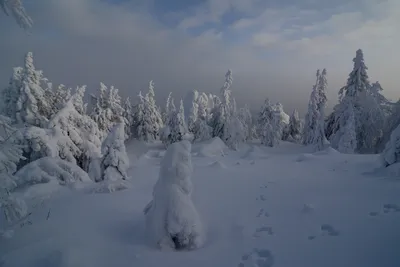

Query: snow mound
[208,161,227,169]
[86,180,130,194]
[296,153,316,162]
[14,157,92,189]
[241,145,269,160]
[192,137,228,157]
[313,146,340,156]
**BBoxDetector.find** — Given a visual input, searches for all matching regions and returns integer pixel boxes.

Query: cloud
[0,0,399,116]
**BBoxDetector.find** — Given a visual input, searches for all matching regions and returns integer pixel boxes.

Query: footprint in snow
[256,208,270,218]
[238,249,275,267]
[258,195,266,201]
[383,204,400,213]
[320,224,340,237]
[253,226,274,237]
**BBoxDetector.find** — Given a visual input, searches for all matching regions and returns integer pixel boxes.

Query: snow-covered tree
[123,97,134,140]
[258,98,280,147]
[71,85,87,115]
[52,84,71,112]
[2,53,53,127]
[144,140,204,250]
[100,123,129,182]
[91,83,112,133]
[1,67,23,120]
[1,0,33,30]
[108,85,124,122]
[303,69,328,150]
[381,123,400,168]
[0,116,28,226]
[187,98,198,134]
[286,109,302,142]
[238,105,253,141]
[329,49,383,153]
[338,103,357,154]
[48,98,102,171]
[162,99,187,146]
[163,92,173,124]
[136,81,164,142]
[192,93,211,142]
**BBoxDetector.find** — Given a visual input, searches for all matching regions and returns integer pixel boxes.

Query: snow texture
[100,123,130,182]
[14,157,92,189]
[145,140,204,250]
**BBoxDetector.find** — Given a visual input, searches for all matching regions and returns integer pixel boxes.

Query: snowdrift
[192,137,228,157]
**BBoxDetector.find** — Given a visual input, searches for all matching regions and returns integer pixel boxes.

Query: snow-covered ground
[1,140,400,267]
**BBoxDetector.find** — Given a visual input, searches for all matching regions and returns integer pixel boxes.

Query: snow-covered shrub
[144,140,204,250]
[100,123,129,181]
[14,157,92,188]
[381,124,400,167]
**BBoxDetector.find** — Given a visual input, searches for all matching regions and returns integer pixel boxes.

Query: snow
[192,137,228,157]
[13,157,92,189]
[145,140,204,250]
[1,140,400,267]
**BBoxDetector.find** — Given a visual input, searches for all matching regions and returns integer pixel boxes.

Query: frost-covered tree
[286,109,302,142]
[2,52,53,127]
[144,141,204,250]
[0,116,28,226]
[329,49,383,153]
[338,103,357,154]
[258,98,280,147]
[1,0,33,30]
[123,97,134,140]
[136,81,164,142]
[100,123,129,182]
[90,83,112,133]
[1,67,23,120]
[238,105,253,141]
[303,70,328,150]
[209,70,242,149]
[192,93,211,142]
[52,84,71,112]
[163,99,187,146]
[108,85,124,122]
[381,123,400,168]
[187,98,198,134]
[48,98,102,171]
[211,70,233,139]
[71,85,87,115]
[163,92,173,124]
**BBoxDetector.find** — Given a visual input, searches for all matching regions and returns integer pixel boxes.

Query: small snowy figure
[101,123,130,181]
[144,140,204,250]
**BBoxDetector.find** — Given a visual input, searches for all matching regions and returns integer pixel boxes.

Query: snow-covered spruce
[285,109,302,142]
[257,98,280,147]
[144,140,204,250]
[303,69,328,150]
[100,123,130,182]
[329,49,384,153]
[0,116,27,226]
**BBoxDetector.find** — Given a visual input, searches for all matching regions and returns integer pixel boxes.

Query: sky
[0,0,399,115]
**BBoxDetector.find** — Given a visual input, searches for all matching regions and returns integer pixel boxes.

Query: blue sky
[0,0,399,114]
